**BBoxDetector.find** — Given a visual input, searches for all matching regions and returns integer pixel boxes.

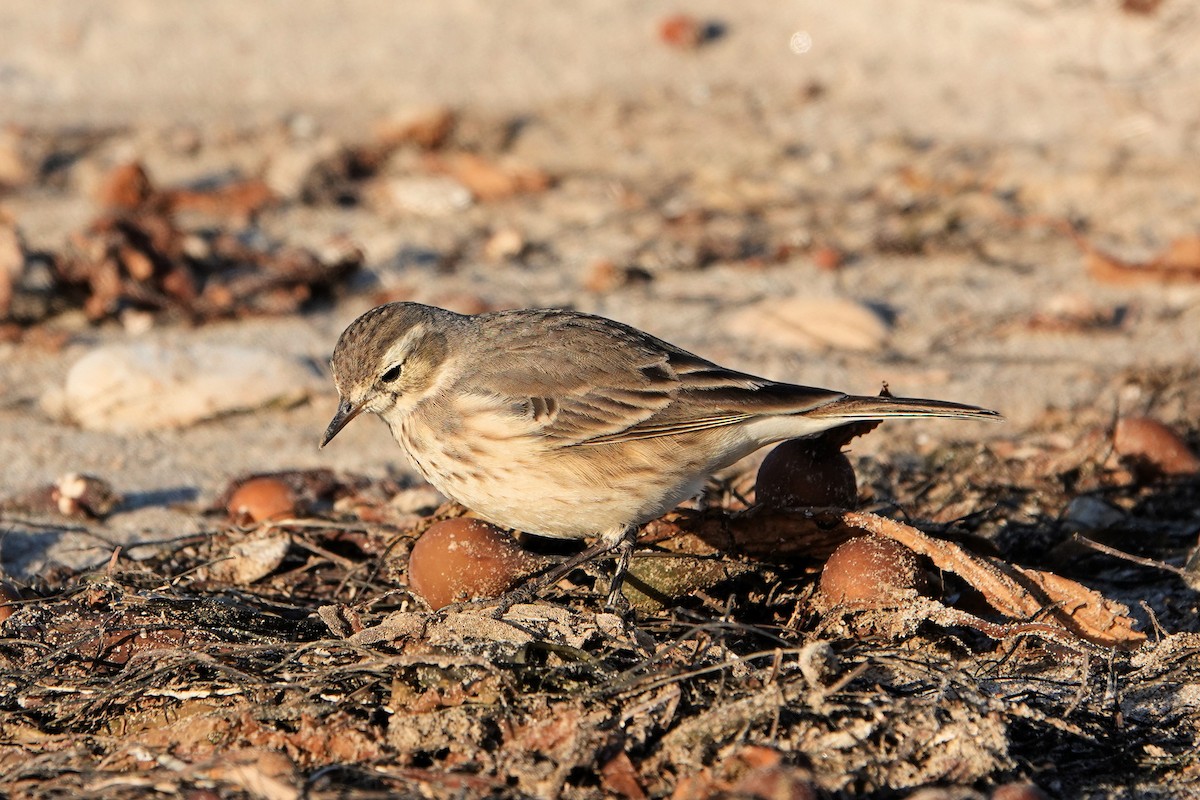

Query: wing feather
[448,309,847,447]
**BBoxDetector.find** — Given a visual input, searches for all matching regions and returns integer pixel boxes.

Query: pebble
[376,175,473,216]
[47,342,323,432]
[1113,416,1200,476]
[820,536,925,605]
[372,105,456,150]
[227,477,297,523]
[1062,496,1124,533]
[726,295,891,352]
[408,518,542,610]
[265,136,343,199]
[756,438,858,509]
[483,228,526,262]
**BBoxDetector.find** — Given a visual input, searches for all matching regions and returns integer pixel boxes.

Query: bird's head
[321,302,458,447]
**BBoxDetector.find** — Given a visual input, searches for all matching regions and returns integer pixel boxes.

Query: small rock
[1063,496,1124,533]
[373,106,456,150]
[730,766,818,800]
[265,136,343,199]
[992,784,1050,800]
[657,14,714,50]
[408,519,544,610]
[210,534,291,585]
[389,485,447,515]
[0,582,20,624]
[1113,416,1200,476]
[756,438,858,509]
[483,228,525,262]
[49,342,323,432]
[820,536,925,605]
[727,296,891,352]
[375,175,473,216]
[227,477,297,523]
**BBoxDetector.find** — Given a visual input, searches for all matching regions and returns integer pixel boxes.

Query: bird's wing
[452,310,843,447]
[570,353,845,445]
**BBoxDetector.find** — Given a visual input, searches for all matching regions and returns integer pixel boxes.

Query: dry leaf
[209,534,291,585]
[600,750,649,800]
[164,179,275,221]
[1083,235,1200,286]
[373,106,456,150]
[1009,565,1147,650]
[424,152,552,201]
[192,748,300,800]
[95,161,156,210]
[841,511,1146,649]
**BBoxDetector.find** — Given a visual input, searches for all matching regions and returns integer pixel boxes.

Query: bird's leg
[487,528,634,618]
[604,527,638,611]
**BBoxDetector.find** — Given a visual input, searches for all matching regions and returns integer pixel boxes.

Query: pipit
[322,302,999,607]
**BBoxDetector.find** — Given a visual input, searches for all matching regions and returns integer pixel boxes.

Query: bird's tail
[806,394,1002,422]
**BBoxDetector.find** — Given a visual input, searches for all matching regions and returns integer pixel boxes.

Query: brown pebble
[658,14,705,49]
[408,518,540,610]
[992,783,1050,800]
[373,105,456,151]
[820,536,925,604]
[756,438,858,509]
[1113,416,1200,476]
[0,582,20,624]
[427,292,493,316]
[582,259,622,293]
[581,259,651,294]
[95,161,156,210]
[811,244,845,272]
[730,766,817,800]
[227,477,297,523]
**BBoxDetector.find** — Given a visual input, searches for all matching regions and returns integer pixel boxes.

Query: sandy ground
[2,1,1200,571]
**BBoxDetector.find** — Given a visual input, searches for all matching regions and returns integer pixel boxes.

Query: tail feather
[807,394,1002,422]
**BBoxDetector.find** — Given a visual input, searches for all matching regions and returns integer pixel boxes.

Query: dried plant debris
[3,161,362,327]
[5,431,1200,798]
[297,108,553,209]
[1,472,122,519]
[1,552,1196,799]
[1079,231,1200,286]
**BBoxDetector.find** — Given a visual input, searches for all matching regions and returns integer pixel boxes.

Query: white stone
[1063,496,1124,533]
[264,135,342,199]
[49,342,323,432]
[726,295,892,352]
[375,175,472,216]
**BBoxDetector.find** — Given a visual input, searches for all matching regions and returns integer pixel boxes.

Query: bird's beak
[321,398,365,448]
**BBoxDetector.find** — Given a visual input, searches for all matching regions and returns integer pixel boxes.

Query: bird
[321,302,1000,608]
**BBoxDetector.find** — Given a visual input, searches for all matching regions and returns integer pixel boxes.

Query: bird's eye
[380,364,402,383]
